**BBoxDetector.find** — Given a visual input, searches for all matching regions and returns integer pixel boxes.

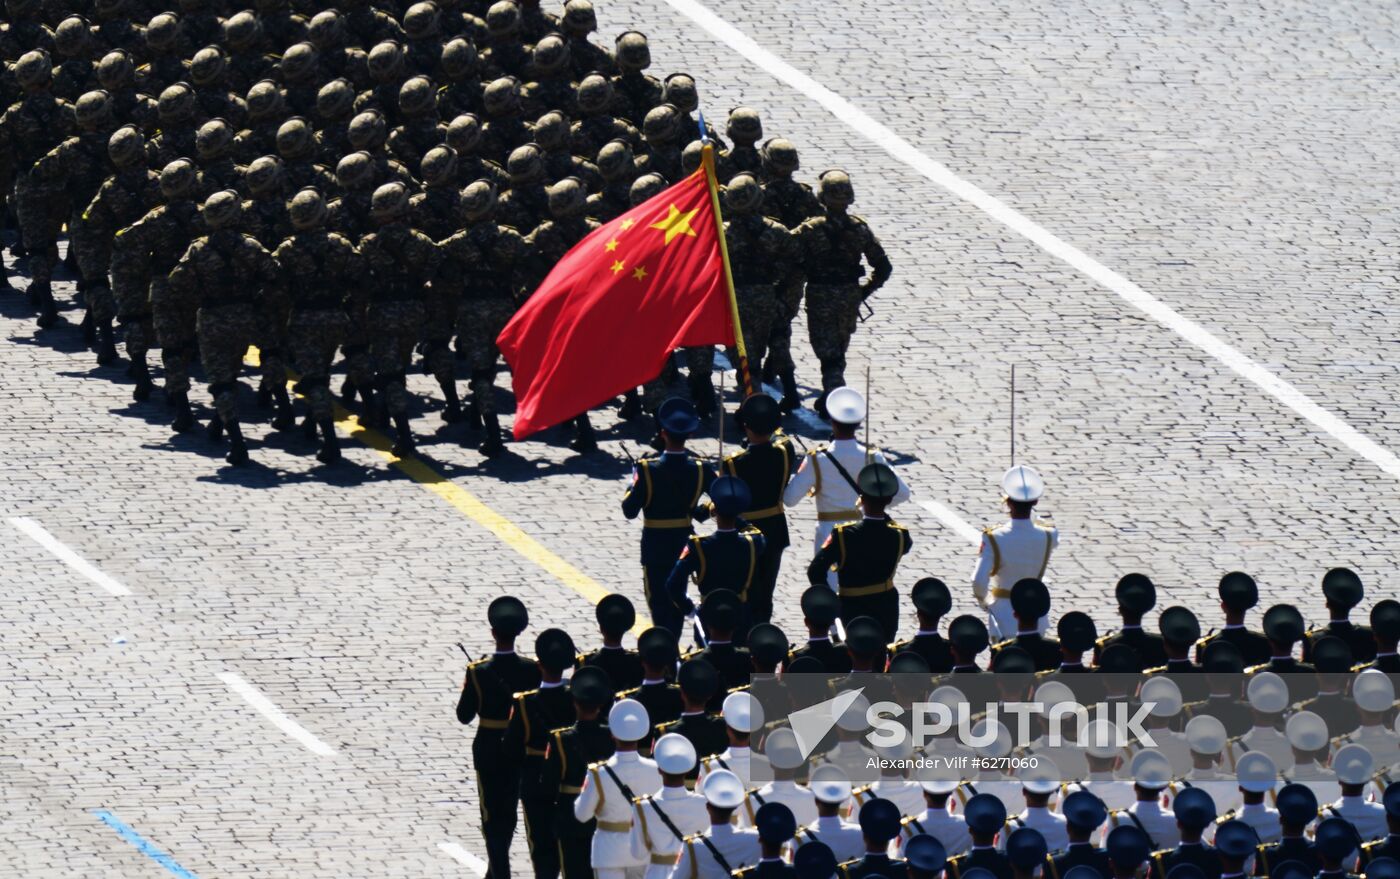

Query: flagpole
[700,143,753,399]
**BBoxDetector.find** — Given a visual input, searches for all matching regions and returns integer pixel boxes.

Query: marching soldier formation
[0,0,895,467]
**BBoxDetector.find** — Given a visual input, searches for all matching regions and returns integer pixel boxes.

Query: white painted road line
[216,672,336,757]
[437,841,489,876]
[7,516,132,597]
[663,0,1400,484]
[915,498,983,546]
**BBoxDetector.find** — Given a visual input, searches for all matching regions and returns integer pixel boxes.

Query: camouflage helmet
[613,31,650,72]
[532,110,568,151]
[367,40,405,82]
[307,10,343,49]
[144,13,180,52]
[662,73,698,114]
[642,103,680,144]
[245,155,284,196]
[458,179,496,221]
[629,172,666,206]
[157,82,196,122]
[279,42,319,81]
[506,143,544,183]
[482,76,520,116]
[485,0,521,38]
[74,89,113,131]
[347,110,388,150]
[54,16,90,57]
[817,169,854,207]
[403,1,440,39]
[335,151,374,190]
[420,145,458,186]
[107,124,146,167]
[723,173,763,214]
[561,0,596,35]
[761,137,799,175]
[96,49,134,90]
[726,107,762,144]
[439,37,478,79]
[287,187,328,230]
[275,117,315,159]
[159,158,198,200]
[547,176,585,218]
[370,181,410,220]
[246,80,285,120]
[315,78,355,120]
[398,75,436,116]
[189,46,227,85]
[195,118,234,159]
[13,50,53,89]
[530,34,568,74]
[576,74,612,114]
[445,113,482,153]
[680,138,704,176]
[200,189,243,229]
[595,138,634,180]
[223,11,262,50]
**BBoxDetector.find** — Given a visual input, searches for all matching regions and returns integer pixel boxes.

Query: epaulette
[888,639,909,654]
[1244,662,1270,675]
[513,688,539,702]
[680,646,703,662]
[1143,665,1167,675]
[617,685,642,699]
[575,650,588,665]
[727,683,751,695]
[654,719,680,735]
[1214,808,1238,825]
[1095,631,1118,649]
[1034,668,1058,680]
[548,724,573,738]
[988,637,1015,655]
[888,522,909,532]
[586,757,609,771]
[1350,661,1373,673]
[468,657,490,670]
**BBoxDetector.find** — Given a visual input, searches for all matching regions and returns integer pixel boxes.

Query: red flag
[498,168,732,439]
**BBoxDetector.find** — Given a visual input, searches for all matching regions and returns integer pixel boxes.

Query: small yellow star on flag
[610,259,625,274]
[620,218,636,230]
[649,204,699,245]
[604,238,619,252]
[633,265,648,281]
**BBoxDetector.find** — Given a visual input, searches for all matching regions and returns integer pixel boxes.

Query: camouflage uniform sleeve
[409,229,442,278]
[859,219,893,294]
[165,240,202,295]
[109,212,155,300]
[242,236,281,285]
[764,218,800,282]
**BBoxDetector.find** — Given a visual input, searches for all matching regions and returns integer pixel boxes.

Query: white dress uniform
[670,822,761,879]
[796,815,866,863]
[1230,728,1294,776]
[1102,801,1179,850]
[1235,801,1282,844]
[822,740,877,781]
[1004,806,1069,853]
[1063,776,1136,814]
[742,780,817,828]
[958,778,1024,819]
[631,787,711,879]
[1283,762,1341,807]
[900,808,972,856]
[1139,728,1192,778]
[971,505,1057,640]
[1023,737,1090,785]
[1336,724,1400,775]
[855,779,926,820]
[782,428,911,587]
[1324,795,1387,842]
[576,750,664,876]
[1179,778,1242,820]
[696,747,767,791]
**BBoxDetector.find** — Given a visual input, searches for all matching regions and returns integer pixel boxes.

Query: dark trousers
[747,541,787,625]
[477,765,520,879]
[520,794,558,879]
[556,812,595,879]
[839,589,900,643]
[641,530,691,636]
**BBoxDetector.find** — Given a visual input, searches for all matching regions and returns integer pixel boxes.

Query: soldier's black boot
[206,414,224,441]
[464,400,482,431]
[80,310,95,347]
[271,385,295,431]
[479,411,504,457]
[779,371,800,413]
[32,282,58,329]
[814,389,831,421]
[95,320,119,366]
[256,379,273,409]
[390,413,415,458]
[618,388,642,420]
[316,418,341,464]
[339,376,357,404]
[170,393,195,433]
[129,359,153,401]
[301,413,319,439]
[568,414,597,453]
[225,419,249,465]
[690,377,716,418]
[439,381,462,424]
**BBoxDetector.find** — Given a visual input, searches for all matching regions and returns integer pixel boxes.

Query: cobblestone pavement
[4,0,1400,874]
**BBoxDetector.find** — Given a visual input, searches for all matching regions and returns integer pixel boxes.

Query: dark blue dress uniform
[840,799,908,879]
[787,585,854,673]
[621,429,716,636]
[1093,574,1167,668]
[732,802,800,879]
[989,579,1060,671]
[947,795,1012,879]
[889,578,955,673]
[578,594,645,692]
[1302,568,1376,664]
[666,477,767,641]
[540,667,616,879]
[1195,572,1271,667]
[455,597,541,879]
[722,394,797,626]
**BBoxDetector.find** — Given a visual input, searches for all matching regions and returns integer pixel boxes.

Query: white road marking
[216,672,336,757]
[437,841,488,876]
[7,516,132,596]
[663,0,1400,484]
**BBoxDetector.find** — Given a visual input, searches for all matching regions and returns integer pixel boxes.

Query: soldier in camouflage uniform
[355,40,409,125]
[497,142,548,232]
[445,113,510,190]
[223,11,275,95]
[609,31,662,127]
[356,180,440,456]
[4,50,74,327]
[716,107,762,184]
[410,145,466,423]
[112,158,206,422]
[189,47,249,129]
[145,83,201,169]
[520,33,574,118]
[0,0,55,63]
[585,138,638,223]
[313,77,357,166]
[51,16,97,103]
[167,190,280,465]
[277,42,321,118]
[327,151,382,413]
[757,137,821,411]
[478,75,533,164]
[73,124,159,365]
[570,73,639,159]
[559,0,614,79]
[400,2,442,77]
[272,188,364,464]
[436,37,485,121]
[275,116,339,196]
[194,118,245,196]
[796,170,892,418]
[479,1,530,80]
[535,110,602,191]
[387,75,444,172]
[235,79,287,163]
[635,103,685,184]
[94,49,156,134]
[720,172,800,396]
[437,179,527,456]
[177,0,226,52]
[239,155,295,430]
[662,72,723,149]
[89,0,143,59]
[339,0,405,50]
[345,109,417,188]
[140,13,188,87]
[306,10,370,91]
[257,0,310,52]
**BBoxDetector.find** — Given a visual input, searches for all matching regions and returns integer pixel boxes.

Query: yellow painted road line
[244,348,649,632]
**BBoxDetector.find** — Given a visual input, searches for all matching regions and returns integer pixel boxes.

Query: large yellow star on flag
[649,204,699,245]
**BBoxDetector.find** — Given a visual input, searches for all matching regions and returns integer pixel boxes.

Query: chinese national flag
[498,168,732,439]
